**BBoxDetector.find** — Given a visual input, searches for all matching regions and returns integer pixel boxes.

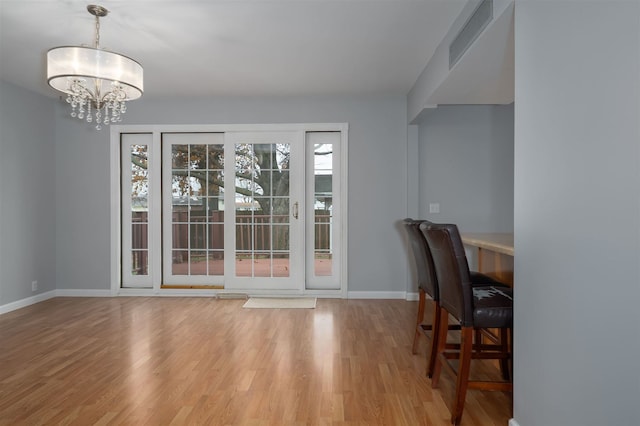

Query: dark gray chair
[421,222,512,426]
[402,218,506,377]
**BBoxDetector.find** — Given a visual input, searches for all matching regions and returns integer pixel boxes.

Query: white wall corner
[405,124,420,297]
[406,125,420,218]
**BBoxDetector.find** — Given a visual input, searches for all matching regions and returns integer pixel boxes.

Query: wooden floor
[0,297,511,425]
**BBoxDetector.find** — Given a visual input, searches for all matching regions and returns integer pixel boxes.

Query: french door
[116,125,345,293]
[224,131,304,290]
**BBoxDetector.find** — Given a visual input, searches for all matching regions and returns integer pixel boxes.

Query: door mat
[242,297,317,309]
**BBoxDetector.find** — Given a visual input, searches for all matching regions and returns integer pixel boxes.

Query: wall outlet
[429,203,440,214]
[31,280,38,292]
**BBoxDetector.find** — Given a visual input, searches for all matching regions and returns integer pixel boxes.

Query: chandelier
[47,5,143,130]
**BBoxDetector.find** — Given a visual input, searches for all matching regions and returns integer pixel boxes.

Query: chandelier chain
[94,14,100,48]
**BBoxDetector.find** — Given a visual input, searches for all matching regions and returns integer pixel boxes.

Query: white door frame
[110,123,348,297]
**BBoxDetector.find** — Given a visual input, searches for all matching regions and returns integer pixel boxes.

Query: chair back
[402,218,438,300]
[421,222,474,326]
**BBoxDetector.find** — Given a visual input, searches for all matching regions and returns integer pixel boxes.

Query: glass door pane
[162,133,225,286]
[131,144,149,276]
[225,132,303,290]
[234,143,291,278]
[121,133,156,288]
[305,132,341,290]
[313,142,333,276]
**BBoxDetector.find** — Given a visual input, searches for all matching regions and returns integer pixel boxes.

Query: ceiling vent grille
[449,0,493,69]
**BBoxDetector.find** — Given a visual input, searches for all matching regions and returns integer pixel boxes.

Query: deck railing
[131,210,331,273]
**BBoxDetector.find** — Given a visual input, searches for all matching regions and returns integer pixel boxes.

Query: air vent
[449,0,493,69]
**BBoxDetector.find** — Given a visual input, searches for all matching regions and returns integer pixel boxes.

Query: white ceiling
[0,0,469,100]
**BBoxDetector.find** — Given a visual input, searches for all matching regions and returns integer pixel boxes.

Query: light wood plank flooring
[0,297,511,425]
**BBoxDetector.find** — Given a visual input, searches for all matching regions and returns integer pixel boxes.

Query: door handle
[293,202,299,219]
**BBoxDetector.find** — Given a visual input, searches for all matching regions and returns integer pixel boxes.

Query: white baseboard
[117,289,413,300]
[118,288,219,297]
[509,419,521,426]
[0,290,57,315]
[1,288,417,316]
[0,289,118,316]
[56,289,114,297]
[347,291,411,300]
[405,291,419,301]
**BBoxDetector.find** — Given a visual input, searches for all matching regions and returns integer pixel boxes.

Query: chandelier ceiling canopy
[46,5,143,130]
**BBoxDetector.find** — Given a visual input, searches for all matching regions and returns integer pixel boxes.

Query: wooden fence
[130,210,332,273]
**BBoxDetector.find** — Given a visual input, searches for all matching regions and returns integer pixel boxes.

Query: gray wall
[54,105,112,293]
[54,95,411,294]
[0,81,56,305]
[514,2,640,426]
[0,85,416,300]
[417,104,514,232]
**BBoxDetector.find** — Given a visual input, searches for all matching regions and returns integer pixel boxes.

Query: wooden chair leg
[474,329,483,353]
[430,307,449,388]
[412,288,426,354]
[451,327,474,426]
[426,302,441,378]
[499,327,510,381]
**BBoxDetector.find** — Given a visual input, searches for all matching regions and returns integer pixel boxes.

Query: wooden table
[461,233,514,286]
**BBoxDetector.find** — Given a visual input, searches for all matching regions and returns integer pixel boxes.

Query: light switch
[429,203,440,214]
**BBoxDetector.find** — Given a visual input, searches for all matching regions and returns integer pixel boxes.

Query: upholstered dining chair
[402,218,506,378]
[421,222,513,426]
